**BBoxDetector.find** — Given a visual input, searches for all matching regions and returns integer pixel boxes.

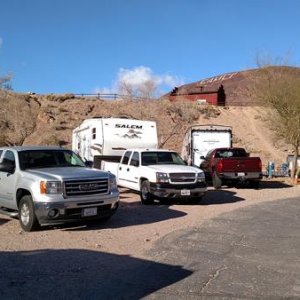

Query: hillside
[0,90,292,168]
[164,66,300,106]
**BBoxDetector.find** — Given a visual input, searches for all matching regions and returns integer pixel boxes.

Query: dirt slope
[0,91,291,168]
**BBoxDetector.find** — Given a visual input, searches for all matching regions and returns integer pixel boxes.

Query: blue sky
[0,0,300,95]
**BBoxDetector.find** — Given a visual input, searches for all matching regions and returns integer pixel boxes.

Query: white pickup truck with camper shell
[102,148,207,204]
[0,146,119,231]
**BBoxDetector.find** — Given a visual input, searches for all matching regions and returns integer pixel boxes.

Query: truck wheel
[140,181,154,205]
[212,172,222,189]
[18,195,40,232]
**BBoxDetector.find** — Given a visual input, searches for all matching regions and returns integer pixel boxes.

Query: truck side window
[2,150,16,170]
[92,128,96,140]
[121,151,131,165]
[0,150,3,158]
[130,151,139,167]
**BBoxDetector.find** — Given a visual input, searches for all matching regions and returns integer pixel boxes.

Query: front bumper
[34,192,119,225]
[149,182,207,199]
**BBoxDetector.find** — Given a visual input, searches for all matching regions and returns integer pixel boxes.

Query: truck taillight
[216,160,223,173]
[259,159,262,170]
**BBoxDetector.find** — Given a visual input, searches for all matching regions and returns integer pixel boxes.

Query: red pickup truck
[200,147,262,189]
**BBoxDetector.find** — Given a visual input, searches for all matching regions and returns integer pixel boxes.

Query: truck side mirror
[200,156,205,160]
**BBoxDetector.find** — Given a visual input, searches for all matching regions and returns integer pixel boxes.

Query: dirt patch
[0,182,298,258]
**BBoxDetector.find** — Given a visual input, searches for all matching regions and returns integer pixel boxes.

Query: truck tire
[212,172,222,189]
[140,180,154,205]
[18,195,40,232]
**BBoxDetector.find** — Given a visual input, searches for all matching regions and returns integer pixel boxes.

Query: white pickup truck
[102,148,207,204]
[0,146,119,231]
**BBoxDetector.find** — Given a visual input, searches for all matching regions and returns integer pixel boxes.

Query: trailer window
[92,128,96,140]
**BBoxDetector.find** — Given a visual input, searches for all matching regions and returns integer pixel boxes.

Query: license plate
[181,189,190,196]
[238,172,245,177]
[82,207,97,217]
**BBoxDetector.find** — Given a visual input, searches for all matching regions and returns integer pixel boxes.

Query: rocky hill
[0,90,292,169]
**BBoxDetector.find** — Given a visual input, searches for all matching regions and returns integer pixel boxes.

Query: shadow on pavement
[59,200,187,231]
[0,218,10,226]
[253,180,292,189]
[200,189,245,205]
[0,249,192,300]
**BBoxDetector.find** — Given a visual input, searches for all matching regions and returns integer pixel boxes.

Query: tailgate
[220,158,261,173]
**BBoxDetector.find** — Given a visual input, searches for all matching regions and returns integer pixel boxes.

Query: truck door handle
[127,168,130,171]
[119,167,122,171]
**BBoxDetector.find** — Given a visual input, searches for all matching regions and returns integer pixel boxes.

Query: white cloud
[117,66,183,90]
[94,66,183,97]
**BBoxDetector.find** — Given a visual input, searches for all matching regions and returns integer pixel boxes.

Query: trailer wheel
[212,172,222,189]
[140,180,154,205]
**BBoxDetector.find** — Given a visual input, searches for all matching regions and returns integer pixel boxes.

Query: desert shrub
[0,133,7,146]
[198,105,221,119]
[42,134,60,146]
[55,126,69,131]
[45,94,75,102]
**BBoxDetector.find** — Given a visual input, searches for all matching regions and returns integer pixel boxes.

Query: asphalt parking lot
[148,196,300,299]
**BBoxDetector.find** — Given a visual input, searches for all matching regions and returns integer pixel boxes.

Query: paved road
[147,196,300,299]
[0,197,299,299]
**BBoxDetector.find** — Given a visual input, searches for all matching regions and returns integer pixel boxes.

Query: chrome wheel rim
[20,203,30,226]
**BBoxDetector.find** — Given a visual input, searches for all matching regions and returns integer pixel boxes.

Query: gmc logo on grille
[79,183,98,191]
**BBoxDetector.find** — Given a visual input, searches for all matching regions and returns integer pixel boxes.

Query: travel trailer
[181,124,232,167]
[72,117,158,165]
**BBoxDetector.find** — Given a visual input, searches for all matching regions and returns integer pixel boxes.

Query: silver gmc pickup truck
[0,146,119,231]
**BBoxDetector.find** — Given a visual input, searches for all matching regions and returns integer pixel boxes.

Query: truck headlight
[197,172,205,182]
[156,172,169,183]
[40,181,63,194]
[109,175,117,190]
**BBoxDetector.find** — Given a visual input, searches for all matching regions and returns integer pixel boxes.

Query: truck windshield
[18,150,86,170]
[142,152,186,166]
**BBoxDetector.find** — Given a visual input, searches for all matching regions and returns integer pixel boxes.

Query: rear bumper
[149,182,207,199]
[219,172,262,181]
[34,193,119,225]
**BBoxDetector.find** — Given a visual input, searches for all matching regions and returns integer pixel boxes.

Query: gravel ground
[0,179,299,299]
[0,179,299,259]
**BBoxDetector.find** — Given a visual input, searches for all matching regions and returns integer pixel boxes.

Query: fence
[74,93,153,101]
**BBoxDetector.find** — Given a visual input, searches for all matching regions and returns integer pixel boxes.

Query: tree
[118,79,157,100]
[249,63,300,182]
[0,74,12,90]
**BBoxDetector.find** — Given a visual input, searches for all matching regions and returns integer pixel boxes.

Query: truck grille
[64,178,109,197]
[169,173,196,183]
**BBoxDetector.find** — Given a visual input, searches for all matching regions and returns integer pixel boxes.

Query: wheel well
[16,189,31,207]
[139,177,148,187]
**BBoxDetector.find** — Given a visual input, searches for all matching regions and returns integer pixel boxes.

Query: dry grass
[0,91,292,167]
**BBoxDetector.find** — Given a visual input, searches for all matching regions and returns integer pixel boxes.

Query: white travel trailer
[72,117,158,165]
[181,124,232,167]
